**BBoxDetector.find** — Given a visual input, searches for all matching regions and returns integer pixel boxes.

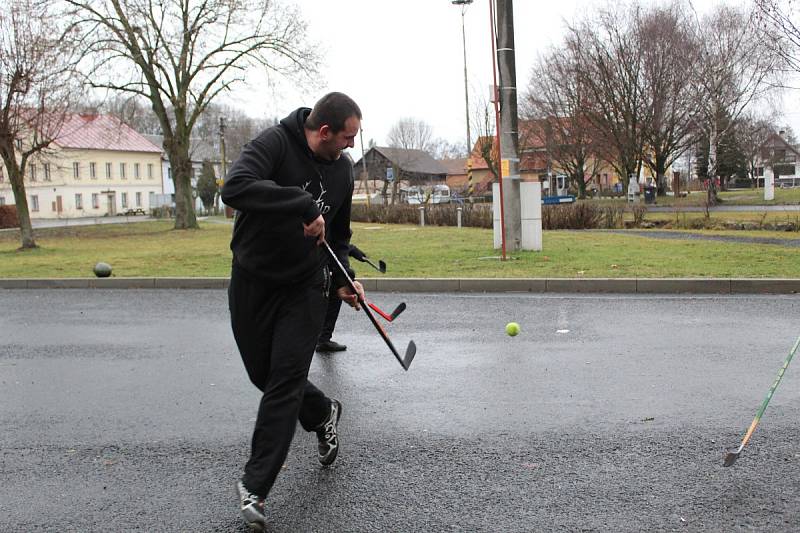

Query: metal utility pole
[452,0,473,155]
[495,0,521,251]
[218,117,227,169]
[359,129,371,205]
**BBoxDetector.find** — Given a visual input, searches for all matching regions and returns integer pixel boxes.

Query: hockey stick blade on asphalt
[723,334,800,467]
[368,301,406,322]
[324,241,416,370]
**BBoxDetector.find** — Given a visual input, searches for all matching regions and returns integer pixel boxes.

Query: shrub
[630,205,647,227]
[598,206,625,229]
[350,203,492,228]
[0,205,19,229]
[542,203,601,229]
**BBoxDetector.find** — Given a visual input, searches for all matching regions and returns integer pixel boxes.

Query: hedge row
[351,202,635,230]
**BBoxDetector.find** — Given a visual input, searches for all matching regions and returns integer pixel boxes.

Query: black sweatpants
[228,266,331,497]
[319,294,343,343]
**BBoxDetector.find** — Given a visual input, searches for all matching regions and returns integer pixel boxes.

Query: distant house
[143,134,228,211]
[468,118,623,196]
[755,131,800,188]
[440,157,468,191]
[0,114,163,218]
[354,146,448,185]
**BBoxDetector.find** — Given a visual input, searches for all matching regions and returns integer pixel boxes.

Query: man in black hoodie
[221,92,364,531]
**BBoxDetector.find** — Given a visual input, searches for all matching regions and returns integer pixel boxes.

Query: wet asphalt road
[2,289,800,532]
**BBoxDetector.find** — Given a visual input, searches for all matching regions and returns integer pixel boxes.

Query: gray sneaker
[236,479,266,531]
[316,399,342,466]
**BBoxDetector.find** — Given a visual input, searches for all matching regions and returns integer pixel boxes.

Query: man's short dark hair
[305,92,362,133]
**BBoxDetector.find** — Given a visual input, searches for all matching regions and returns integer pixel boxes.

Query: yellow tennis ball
[505,322,520,337]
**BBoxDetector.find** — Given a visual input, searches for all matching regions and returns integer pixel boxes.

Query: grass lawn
[1,220,799,279]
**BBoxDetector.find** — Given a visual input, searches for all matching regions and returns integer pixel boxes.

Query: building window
[120,163,126,179]
[105,162,112,179]
[121,192,128,208]
[30,195,39,212]
[44,164,51,181]
[15,139,21,150]
[135,192,142,207]
[90,162,97,179]
[73,162,80,179]
[168,167,172,180]
[75,193,83,210]
[29,164,36,182]
[148,163,153,179]
[0,196,5,205]
[0,166,4,182]
[92,193,99,209]
[134,163,140,179]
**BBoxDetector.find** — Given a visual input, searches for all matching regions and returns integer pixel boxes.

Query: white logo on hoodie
[302,179,331,215]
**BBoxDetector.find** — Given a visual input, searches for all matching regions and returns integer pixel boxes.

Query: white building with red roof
[0,114,164,219]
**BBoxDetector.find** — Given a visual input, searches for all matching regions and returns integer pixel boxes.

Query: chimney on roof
[779,129,786,138]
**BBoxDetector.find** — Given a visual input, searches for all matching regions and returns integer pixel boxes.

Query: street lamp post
[452,0,473,156]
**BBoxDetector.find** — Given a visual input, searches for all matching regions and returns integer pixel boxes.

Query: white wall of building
[0,147,163,219]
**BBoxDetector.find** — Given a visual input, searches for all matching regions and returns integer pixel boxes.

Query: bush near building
[0,205,19,229]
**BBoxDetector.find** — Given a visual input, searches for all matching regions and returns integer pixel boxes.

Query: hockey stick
[363,257,387,274]
[723,334,800,467]
[368,301,406,322]
[349,245,387,273]
[323,241,416,371]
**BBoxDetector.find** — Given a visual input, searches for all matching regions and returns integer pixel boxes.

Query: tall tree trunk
[655,155,667,196]
[165,137,198,230]
[707,122,719,205]
[574,164,587,199]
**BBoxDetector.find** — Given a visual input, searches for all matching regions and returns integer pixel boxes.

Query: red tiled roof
[56,114,162,153]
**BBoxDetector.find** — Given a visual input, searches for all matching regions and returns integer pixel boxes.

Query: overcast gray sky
[222,0,798,159]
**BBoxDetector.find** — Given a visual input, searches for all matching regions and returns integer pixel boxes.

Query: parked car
[405,186,425,205]
[430,184,451,204]
[118,208,146,216]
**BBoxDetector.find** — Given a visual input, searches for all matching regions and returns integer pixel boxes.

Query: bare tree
[691,4,779,204]
[471,97,499,185]
[526,39,600,198]
[569,6,646,191]
[79,93,162,134]
[0,0,82,249]
[755,0,800,79]
[429,138,466,160]
[384,117,436,203]
[387,117,434,153]
[67,0,318,229]
[737,112,777,187]
[638,3,699,195]
[192,103,276,163]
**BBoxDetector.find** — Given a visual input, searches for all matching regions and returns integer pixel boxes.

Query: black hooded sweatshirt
[221,108,353,287]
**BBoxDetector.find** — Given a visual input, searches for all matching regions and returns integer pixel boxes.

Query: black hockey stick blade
[324,241,415,370]
[364,257,387,273]
[723,447,742,467]
[402,340,416,369]
[390,302,406,320]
